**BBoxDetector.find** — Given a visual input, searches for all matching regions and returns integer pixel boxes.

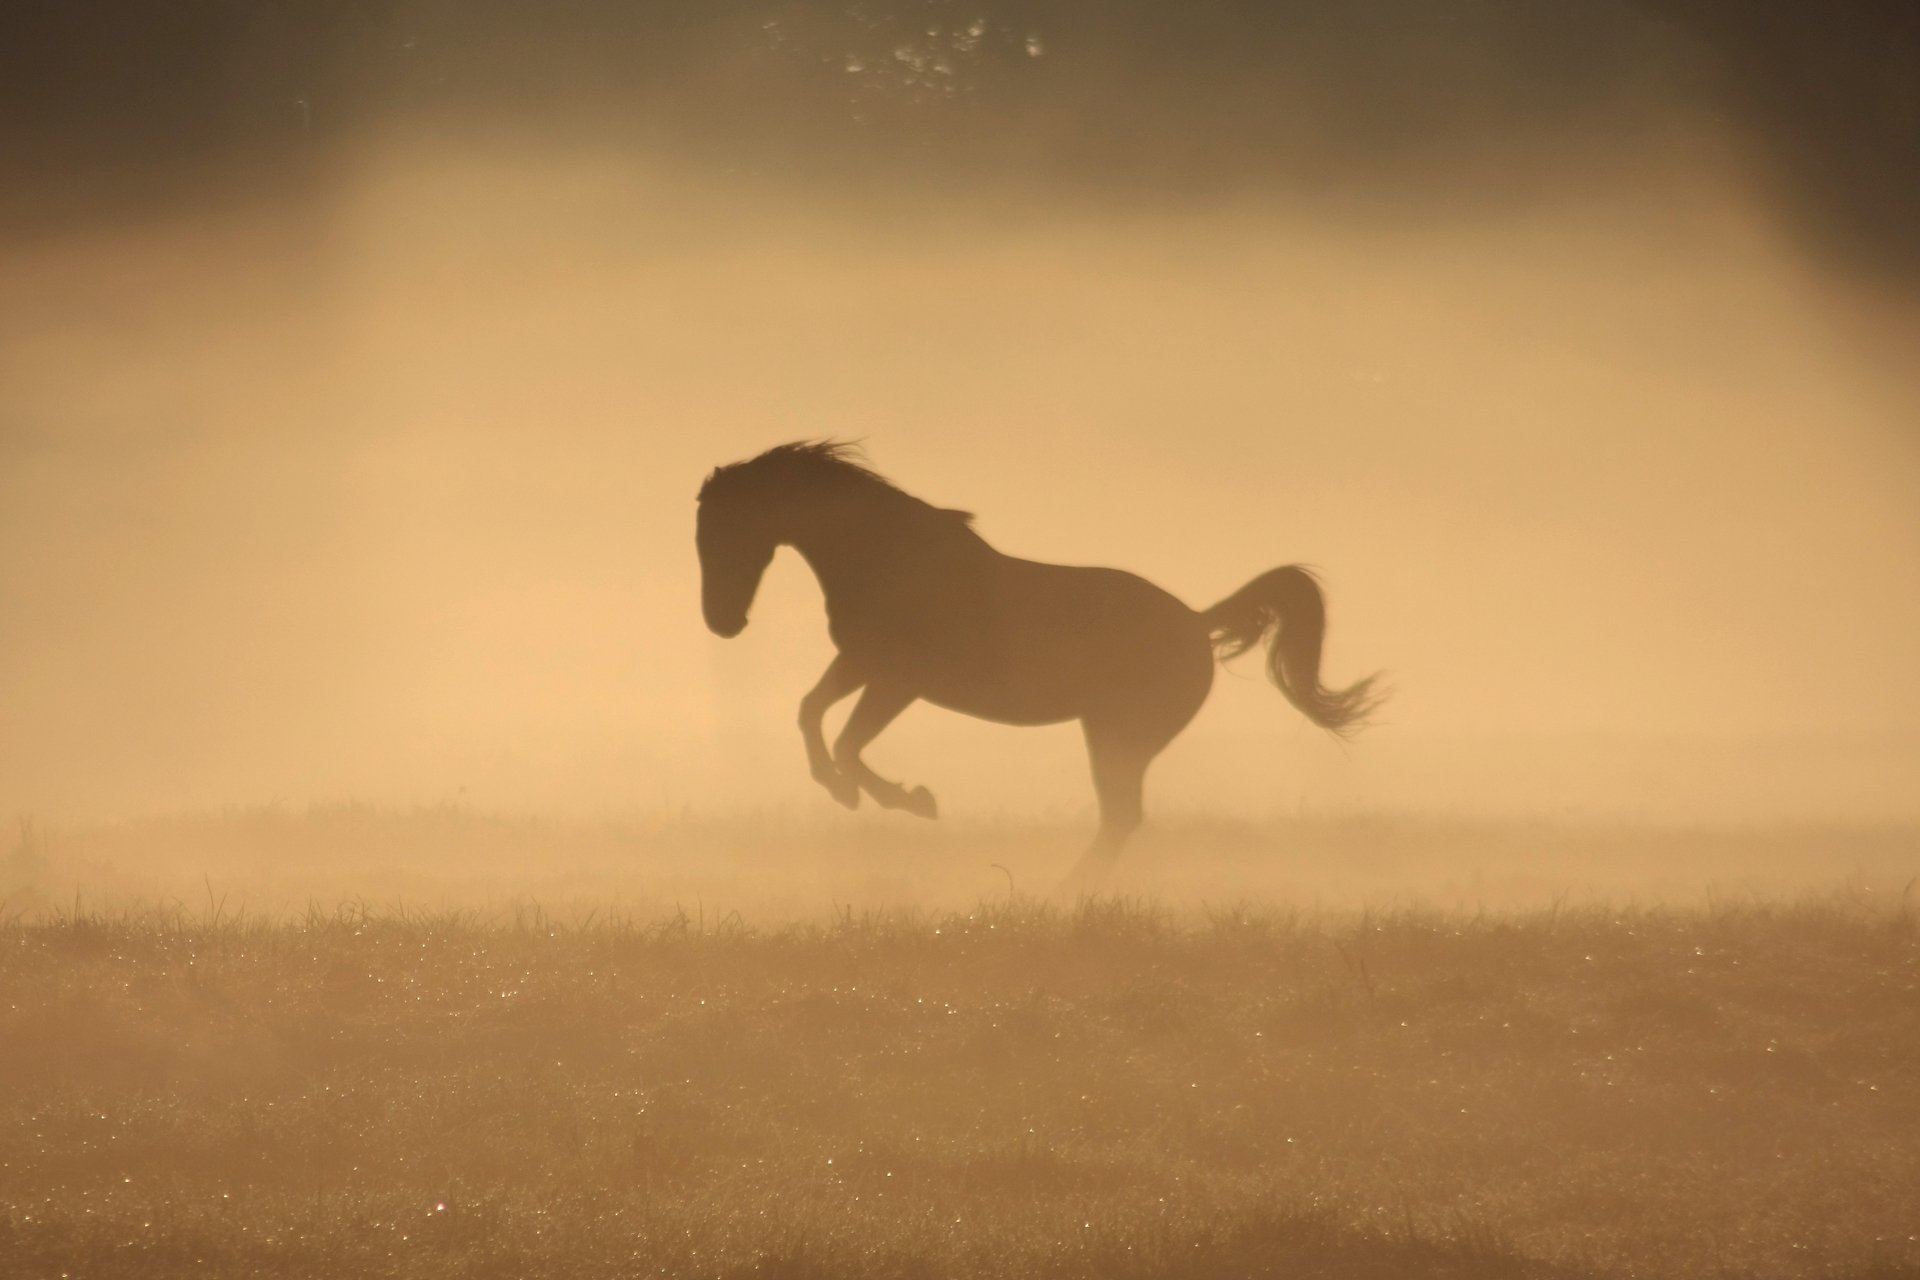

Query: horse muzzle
[700,561,764,638]
[705,607,749,639]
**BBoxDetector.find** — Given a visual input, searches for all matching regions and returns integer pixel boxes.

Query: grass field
[2,813,1918,1278]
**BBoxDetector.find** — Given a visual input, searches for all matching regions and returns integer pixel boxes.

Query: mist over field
[3,5,1919,1277]
[4,0,1918,830]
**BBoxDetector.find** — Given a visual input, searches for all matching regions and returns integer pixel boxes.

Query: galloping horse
[696,441,1381,884]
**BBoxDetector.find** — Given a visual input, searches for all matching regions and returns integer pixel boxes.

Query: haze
[4,3,1917,832]
[6,13,1920,1273]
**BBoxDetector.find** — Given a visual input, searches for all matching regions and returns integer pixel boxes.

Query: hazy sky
[3,3,1917,823]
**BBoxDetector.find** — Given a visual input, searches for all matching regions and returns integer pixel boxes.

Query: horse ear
[939,508,976,527]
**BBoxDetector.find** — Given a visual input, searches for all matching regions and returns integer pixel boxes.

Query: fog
[7,16,1920,1274]
[4,2,1918,829]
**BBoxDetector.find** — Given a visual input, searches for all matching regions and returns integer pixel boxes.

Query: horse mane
[702,440,977,530]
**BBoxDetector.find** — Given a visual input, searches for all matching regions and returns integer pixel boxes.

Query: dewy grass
[1,888,1916,1279]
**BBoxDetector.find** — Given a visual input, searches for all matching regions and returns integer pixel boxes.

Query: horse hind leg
[1057,723,1152,896]
[833,683,938,819]
[1059,638,1212,894]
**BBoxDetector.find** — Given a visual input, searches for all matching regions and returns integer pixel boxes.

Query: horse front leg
[800,656,865,809]
[833,682,938,819]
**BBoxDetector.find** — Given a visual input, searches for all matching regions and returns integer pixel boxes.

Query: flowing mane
[700,440,975,528]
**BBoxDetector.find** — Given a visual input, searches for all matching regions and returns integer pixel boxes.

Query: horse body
[697,441,1378,885]
[823,550,1210,728]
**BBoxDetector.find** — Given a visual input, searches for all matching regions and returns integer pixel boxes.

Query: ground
[1,813,1917,1278]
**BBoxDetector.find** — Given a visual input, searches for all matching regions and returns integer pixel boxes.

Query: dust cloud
[3,2,1918,839]
[6,15,1920,1274]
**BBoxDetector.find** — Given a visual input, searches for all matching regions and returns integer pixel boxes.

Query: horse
[696,440,1382,886]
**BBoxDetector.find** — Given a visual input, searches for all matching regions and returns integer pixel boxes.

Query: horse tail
[1202,565,1383,737]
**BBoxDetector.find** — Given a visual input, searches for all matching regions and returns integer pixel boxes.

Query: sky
[3,1,1917,824]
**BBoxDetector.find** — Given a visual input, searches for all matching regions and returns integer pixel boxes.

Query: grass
[2,852,1918,1277]
[7,804,1919,921]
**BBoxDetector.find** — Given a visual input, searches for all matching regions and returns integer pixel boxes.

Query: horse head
[697,440,924,637]
[695,464,781,637]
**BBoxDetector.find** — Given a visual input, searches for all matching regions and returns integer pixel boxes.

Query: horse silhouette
[697,441,1381,885]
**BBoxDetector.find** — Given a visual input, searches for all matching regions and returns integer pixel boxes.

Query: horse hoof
[903,786,938,820]
[829,782,860,810]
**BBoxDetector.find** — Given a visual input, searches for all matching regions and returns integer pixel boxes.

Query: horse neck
[783,487,909,604]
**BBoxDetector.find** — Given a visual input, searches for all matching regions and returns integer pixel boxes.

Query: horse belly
[916,677,1082,727]
[856,634,1077,725]
[911,615,1202,729]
